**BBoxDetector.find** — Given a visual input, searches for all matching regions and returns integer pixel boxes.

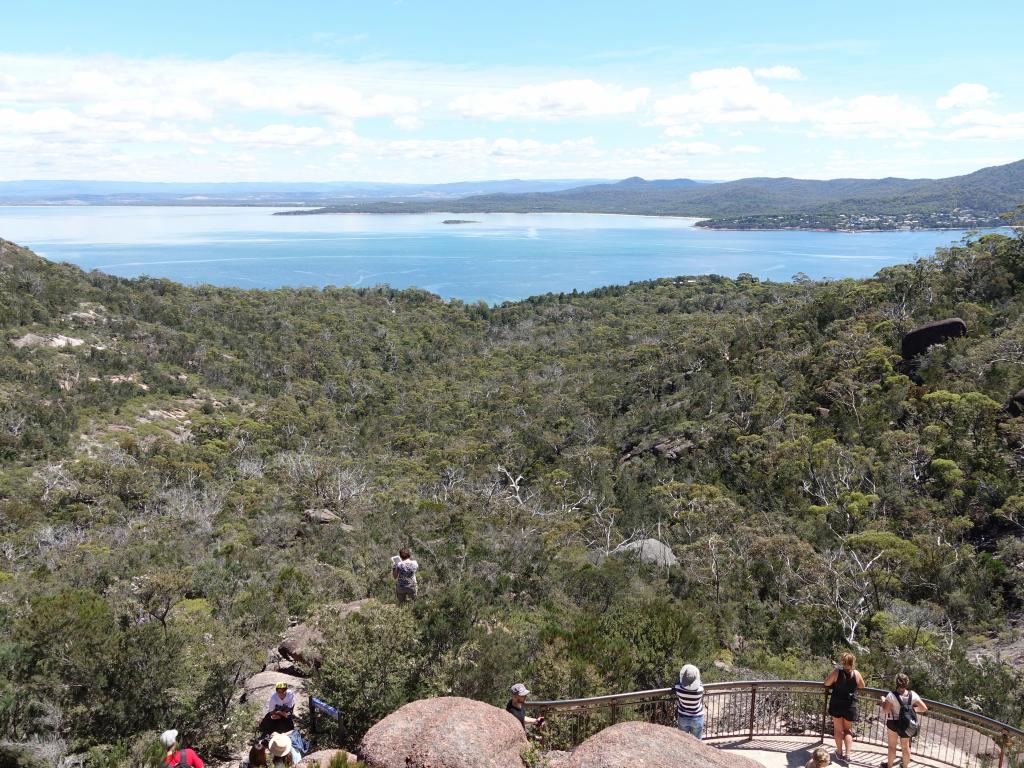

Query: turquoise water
[0,206,985,304]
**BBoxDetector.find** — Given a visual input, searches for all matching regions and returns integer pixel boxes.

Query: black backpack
[893,690,920,737]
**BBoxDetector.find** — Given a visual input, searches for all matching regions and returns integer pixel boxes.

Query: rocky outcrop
[358,697,527,768]
[1006,387,1024,418]
[298,748,360,767]
[900,318,967,359]
[564,722,761,768]
[280,622,325,668]
[10,332,85,349]
[613,538,678,567]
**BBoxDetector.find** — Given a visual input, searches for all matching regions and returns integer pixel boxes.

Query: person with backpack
[159,730,204,768]
[880,673,928,768]
[824,652,865,761]
[392,548,419,603]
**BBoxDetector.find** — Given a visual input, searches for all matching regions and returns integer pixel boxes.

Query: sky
[1,0,1022,183]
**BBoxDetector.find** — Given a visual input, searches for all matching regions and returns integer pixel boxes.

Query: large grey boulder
[566,721,761,768]
[615,538,678,567]
[358,697,528,768]
[900,318,967,359]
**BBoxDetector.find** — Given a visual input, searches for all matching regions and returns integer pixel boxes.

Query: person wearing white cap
[267,732,302,766]
[159,729,205,767]
[506,683,544,732]
[673,664,706,739]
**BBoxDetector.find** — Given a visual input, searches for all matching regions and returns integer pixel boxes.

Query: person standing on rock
[506,683,544,732]
[260,681,296,736]
[673,664,705,739]
[392,548,419,603]
[824,652,865,762]
[160,730,204,767]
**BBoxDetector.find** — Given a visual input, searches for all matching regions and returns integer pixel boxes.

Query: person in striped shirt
[673,663,705,739]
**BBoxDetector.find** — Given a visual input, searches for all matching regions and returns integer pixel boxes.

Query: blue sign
[311,697,340,720]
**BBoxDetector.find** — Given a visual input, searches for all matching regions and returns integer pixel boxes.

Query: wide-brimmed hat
[268,732,292,757]
[679,664,703,690]
[159,730,179,748]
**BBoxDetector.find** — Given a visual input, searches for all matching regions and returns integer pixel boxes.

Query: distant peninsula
[442,219,479,224]
[276,158,1024,232]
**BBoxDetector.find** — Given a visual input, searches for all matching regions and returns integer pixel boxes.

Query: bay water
[0,206,986,304]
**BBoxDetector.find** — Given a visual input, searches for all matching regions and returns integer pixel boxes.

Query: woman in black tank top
[824,652,865,761]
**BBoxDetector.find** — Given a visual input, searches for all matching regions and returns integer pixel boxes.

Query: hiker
[806,746,832,768]
[673,663,705,739]
[160,730,204,768]
[880,673,928,768]
[392,547,419,603]
[259,681,295,735]
[506,683,544,731]
[824,652,865,761]
[267,732,302,766]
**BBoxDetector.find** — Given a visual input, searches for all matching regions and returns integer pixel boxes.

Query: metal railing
[526,681,1024,768]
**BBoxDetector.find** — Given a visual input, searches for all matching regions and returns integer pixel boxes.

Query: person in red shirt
[160,729,204,768]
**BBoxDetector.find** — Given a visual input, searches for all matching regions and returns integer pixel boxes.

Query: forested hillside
[287,159,1024,230]
[2,227,1024,765]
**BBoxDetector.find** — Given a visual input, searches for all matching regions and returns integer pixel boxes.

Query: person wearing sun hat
[159,729,205,767]
[259,681,296,736]
[673,663,706,739]
[267,732,301,766]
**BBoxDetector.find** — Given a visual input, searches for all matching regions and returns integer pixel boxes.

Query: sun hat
[679,664,703,691]
[510,683,530,696]
[268,732,292,758]
[159,729,179,748]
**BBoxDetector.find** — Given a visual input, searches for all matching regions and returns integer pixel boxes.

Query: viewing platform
[527,681,1024,768]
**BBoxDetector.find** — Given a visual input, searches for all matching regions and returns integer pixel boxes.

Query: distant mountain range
[281,159,1024,231]
[3,159,1022,231]
[0,178,609,206]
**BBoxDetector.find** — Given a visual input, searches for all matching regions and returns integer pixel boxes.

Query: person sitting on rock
[506,683,544,732]
[267,732,302,766]
[160,729,204,767]
[259,681,295,736]
[392,548,419,603]
[245,738,269,768]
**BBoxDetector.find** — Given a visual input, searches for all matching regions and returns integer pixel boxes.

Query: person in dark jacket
[824,652,865,761]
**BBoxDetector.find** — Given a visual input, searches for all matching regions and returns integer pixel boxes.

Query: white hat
[160,730,179,748]
[268,732,293,758]
[679,664,703,691]
[510,683,530,696]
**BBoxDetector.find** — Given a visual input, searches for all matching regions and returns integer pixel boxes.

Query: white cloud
[393,115,424,131]
[449,80,649,121]
[652,67,798,126]
[375,136,600,161]
[211,124,360,148]
[945,109,1024,140]
[808,95,934,138]
[937,83,994,110]
[732,144,764,154]
[754,65,804,81]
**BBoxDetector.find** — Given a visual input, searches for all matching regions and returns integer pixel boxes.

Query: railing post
[820,688,829,744]
[309,694,317,750]
[748,685,757,742]
[997,733,1008,768]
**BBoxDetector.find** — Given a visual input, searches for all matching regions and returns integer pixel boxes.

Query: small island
[442,219,479,224]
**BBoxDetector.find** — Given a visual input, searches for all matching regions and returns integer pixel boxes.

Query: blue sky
[1,0,1022,182]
